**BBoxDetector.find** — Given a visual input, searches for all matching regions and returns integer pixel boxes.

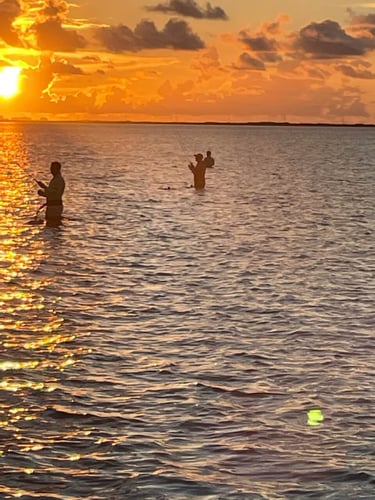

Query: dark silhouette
[188,153,207,190]
[37,161,65,226]
[204,150,215,168]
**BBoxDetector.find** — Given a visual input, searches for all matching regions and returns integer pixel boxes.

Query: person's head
[50,161,62,176]
[206,151,211,157]
[194,153,203,161]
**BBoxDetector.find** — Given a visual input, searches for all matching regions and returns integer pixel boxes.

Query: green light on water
[307,409,324,426]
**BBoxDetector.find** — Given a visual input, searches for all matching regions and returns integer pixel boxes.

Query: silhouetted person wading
[37,161,65,226]
[188,153,207,190]
[204,150,215,168]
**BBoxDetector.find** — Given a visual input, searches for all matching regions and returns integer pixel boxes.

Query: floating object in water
[307,408,324,426]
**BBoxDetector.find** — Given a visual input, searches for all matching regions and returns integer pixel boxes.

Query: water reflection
[0,133,79,472]
[1,121,374,498]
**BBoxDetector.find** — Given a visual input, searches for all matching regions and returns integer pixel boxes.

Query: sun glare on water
[0,66,22,99]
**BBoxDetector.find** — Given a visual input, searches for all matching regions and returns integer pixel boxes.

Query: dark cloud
[347,9,375,38]
[95,18,205,52]
[162,18,205,49]
[236,28,282,68]
[96,24,136,52]
[294,20,367,58]
[134,20,167,48]
[347,9,375,27]
[146,0,228,20]
[337,63,375,79]
[239,32,278,52]
[51,59,84,75]
[32,18,87,51]
[0,0,22,46]
[258,52,282,63]
[41,0,69,18]
[233,52,265,71]
[27,0,86,52]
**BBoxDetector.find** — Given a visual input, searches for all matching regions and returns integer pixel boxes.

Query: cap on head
[194,153,203,160]
[50,161,61,174]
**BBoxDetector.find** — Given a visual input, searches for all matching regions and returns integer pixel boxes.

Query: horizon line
[1,118,375,127]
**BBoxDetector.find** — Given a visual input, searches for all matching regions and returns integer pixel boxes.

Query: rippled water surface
[0,122,374,499]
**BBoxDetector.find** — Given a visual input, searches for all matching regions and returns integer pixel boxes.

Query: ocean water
[0,122,374,499]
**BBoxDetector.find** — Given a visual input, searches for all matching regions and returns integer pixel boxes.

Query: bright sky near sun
[1,0,375,122]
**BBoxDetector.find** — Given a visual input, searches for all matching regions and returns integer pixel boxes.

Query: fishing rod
[35,202,46,216]
[2,161,49,225]
[27,202,46,225]
[8,160,40,184]
[12,161,47,221]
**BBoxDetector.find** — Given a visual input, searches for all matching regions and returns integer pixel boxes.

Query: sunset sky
[1,0,375,122]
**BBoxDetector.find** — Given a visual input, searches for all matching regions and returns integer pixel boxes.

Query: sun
[0,66,22,99]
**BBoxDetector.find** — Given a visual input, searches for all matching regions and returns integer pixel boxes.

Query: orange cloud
[1,3,375,122]
[191,46,225,80]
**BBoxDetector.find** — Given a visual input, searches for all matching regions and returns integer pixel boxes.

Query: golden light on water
[0,66,22,99]
[0,380,46,392]
[0,131,84,456]
[0,360,39,371]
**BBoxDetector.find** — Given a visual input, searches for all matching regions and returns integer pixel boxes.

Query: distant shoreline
[1,119,375,127]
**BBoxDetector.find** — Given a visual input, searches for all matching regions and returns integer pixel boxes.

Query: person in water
[188,153,207,190]
[37,161,65,226]
[204,150,215,168]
